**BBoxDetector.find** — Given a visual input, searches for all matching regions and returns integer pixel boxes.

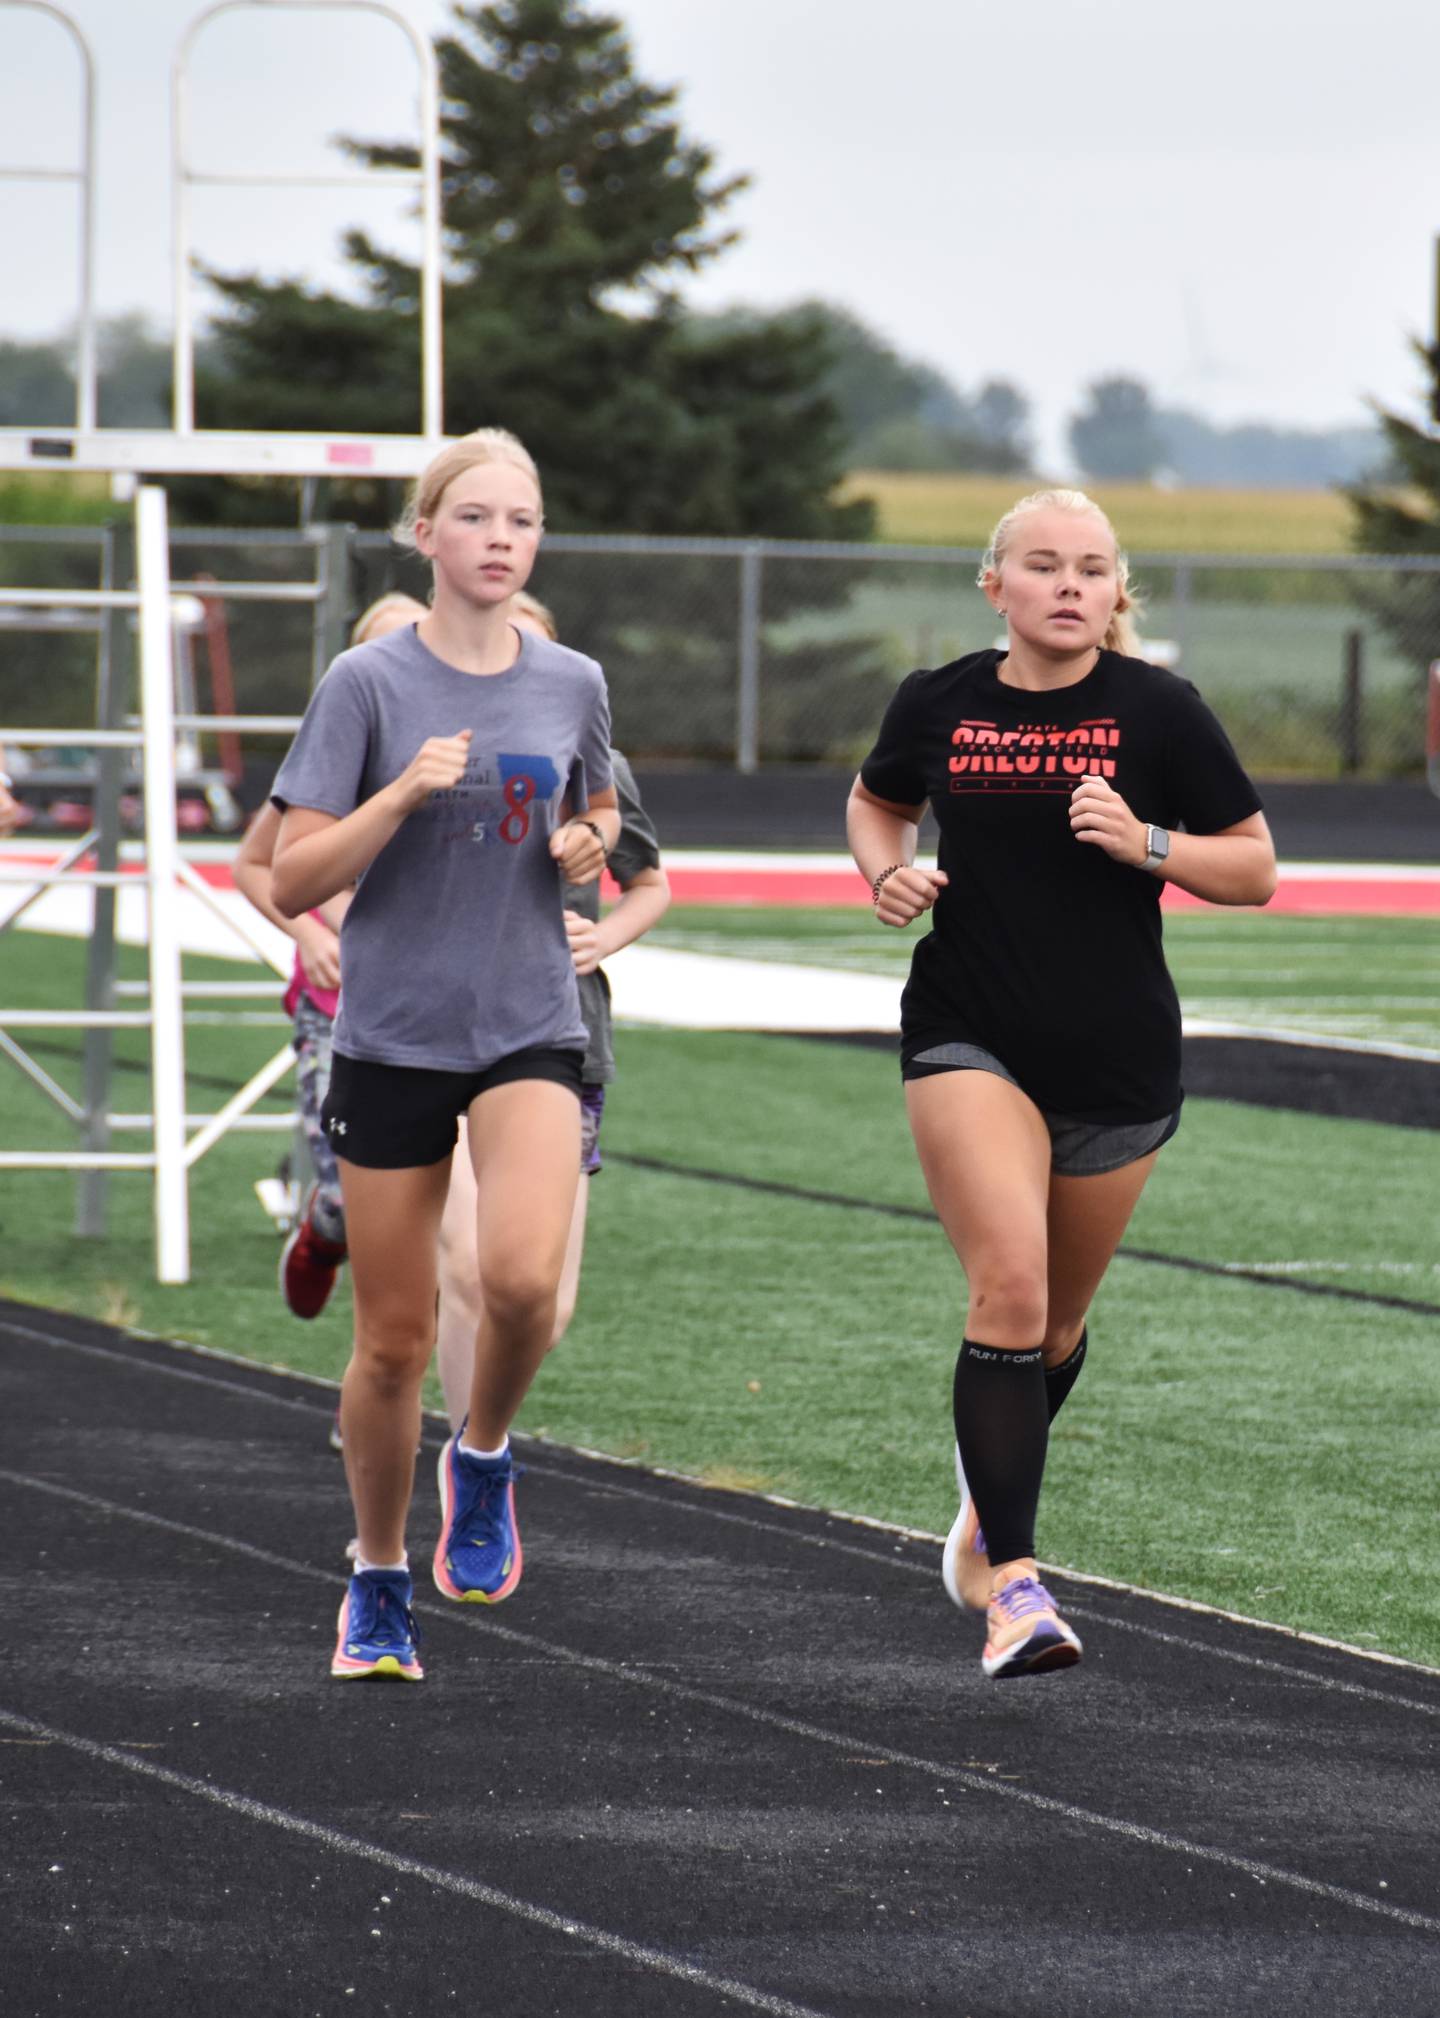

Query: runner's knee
[351,1318,434,1392]
[967,1257,1048,1343]
[481,1262,559,1336]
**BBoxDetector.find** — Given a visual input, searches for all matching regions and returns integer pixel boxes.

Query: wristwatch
[1142,824,1171,873]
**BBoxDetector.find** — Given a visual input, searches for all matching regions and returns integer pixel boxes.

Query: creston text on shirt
[949,717,1120,793]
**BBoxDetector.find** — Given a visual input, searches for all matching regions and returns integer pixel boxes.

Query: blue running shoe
[331,1567,423,1681]
[433,1432,523,1603]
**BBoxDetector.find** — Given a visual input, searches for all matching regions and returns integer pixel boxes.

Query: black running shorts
[321,1046,584,1169]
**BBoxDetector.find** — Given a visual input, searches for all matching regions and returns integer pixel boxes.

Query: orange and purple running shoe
[330,1567,423,1682]
[982,1574,1082,1680]
[433,1431,523,1603]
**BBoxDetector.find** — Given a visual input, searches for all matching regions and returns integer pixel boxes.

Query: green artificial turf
[1,932,1436,1663]
[649,906,1440,1054]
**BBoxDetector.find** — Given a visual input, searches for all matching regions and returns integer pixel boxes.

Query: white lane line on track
[7,1315,1440,1700]
[5,1463,1440,1940]
[0,1704,835,2018]
[515,1460,1440,1717]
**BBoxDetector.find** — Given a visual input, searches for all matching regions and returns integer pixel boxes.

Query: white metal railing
[0,487,299,1283]
[173,1,443,440]
[0,3,96,430]
[0,1,446,481]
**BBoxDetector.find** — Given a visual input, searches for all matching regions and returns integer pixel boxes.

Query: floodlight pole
[173,0,444,439]
[0,2,97,431]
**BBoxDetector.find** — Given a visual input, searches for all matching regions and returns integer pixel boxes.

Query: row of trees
[5,314,1380,492]
[0,0,1430,555]
[1068,376,1381,488]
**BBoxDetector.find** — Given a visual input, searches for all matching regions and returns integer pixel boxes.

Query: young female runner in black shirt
[848,489,1275,1679]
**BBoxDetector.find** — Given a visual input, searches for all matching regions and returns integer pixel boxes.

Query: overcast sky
[2,0,1435,469]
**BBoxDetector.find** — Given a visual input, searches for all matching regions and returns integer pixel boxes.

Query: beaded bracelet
[576,817,609,855]
[871,862,907,906]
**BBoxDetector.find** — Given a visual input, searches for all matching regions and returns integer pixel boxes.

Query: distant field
[840,471,1363,555]
[0,467,1371,553]
[0,473,115,526]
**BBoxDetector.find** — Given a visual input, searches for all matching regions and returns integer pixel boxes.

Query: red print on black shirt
[948,717,1119,792]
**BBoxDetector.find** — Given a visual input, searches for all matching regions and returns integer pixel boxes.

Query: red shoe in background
[280,1189,347,1319]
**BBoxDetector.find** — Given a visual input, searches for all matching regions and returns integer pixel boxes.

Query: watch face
[1150,826,1170,860]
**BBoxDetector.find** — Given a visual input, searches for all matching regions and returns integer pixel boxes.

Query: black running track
[5,1300,1439,2018]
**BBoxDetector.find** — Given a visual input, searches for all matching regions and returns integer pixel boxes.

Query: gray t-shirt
[271,622,612,1072]
[564,748,661,1083]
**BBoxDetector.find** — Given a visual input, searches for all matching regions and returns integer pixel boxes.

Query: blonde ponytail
[1102,603,1142,657]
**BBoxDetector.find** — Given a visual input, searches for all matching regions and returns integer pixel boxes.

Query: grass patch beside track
[649,904,1440,1054]
[0,927,1435,1664]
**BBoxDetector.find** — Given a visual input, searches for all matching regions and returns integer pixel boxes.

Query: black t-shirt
[859,648,1263,1122]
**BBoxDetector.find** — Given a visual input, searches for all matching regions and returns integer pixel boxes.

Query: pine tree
[192,0,871,542]
[1348,340,1440,557]
[345,0,743,318]
[1347,338,1440,681]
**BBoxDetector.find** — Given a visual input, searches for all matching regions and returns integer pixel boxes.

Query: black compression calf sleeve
[1045,1327,1088,1423]
[953,1339,1049,1570]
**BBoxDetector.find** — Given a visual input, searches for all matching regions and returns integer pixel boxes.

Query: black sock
[1045,1327,1088,1423]
[953,1339,1048,1569]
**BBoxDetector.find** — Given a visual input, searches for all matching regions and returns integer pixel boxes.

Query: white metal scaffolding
[0,1,451,1282]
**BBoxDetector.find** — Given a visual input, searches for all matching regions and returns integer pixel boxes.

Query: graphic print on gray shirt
[271,622,613,1072]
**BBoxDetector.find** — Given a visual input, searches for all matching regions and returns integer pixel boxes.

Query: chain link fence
[3,523,1438,789]
[358,533,1440,779]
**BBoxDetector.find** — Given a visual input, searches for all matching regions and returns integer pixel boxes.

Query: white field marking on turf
[4,1469,1440,1941]
[8,868,1434,1054]
[1217,1261,1440,1276]
[1187,998,1438,1013]
[608,943,905,1034]
[8,1315,1440,1698]
[1175,1018,1440,1063]
[0,1707,835,2018]
[1186,967,1440,984]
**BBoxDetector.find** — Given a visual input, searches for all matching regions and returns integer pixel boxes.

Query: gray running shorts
[904,1041,1180,1177]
